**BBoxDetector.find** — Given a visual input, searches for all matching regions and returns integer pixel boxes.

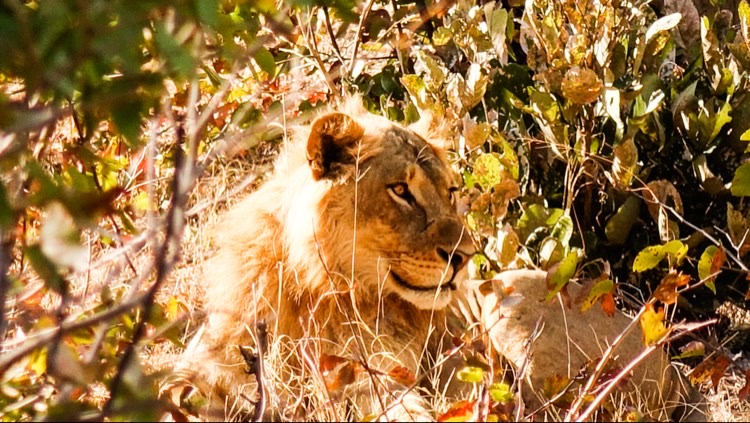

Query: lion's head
[279,99,473,310]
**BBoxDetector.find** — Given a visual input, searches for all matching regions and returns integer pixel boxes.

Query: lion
[169,96,706,422]
[175,96,474,421]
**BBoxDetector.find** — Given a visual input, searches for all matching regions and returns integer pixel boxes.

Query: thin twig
[347,0,376,78]
[563,298,655,421]
[0,233,13,342]
[321,6,344,64]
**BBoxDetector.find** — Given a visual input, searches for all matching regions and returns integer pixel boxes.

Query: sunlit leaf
[388,365,417,386]
[462,116,491,149]
[741,0,750,43]
[662,240,688,265]
[474,153,503,191]
[580,278,614,313]
[545,250,579,301]
[640,304,669,346]
[731,163,750,197]
[457,365,485,383]
[610,138,638,189]
[633,245,665,272]
[319,354,362,393]
[489,382,513,403]
[496,223,519,267]
[437,400,474,422]
[561,66,602,105]
[601,292,616,317]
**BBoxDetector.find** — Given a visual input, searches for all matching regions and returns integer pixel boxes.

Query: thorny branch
[239,320,268,422]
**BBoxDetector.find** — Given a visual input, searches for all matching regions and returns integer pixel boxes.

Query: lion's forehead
[366,125,456,189]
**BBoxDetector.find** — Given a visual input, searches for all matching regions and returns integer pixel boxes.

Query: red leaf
[437,400,475,422]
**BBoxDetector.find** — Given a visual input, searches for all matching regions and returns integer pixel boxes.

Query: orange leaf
[388,365,416,386]
[319,353,362,393]
[319,353,347,374]
[653,271,691,305]
[711,247,726,275]
[600,292,616,317]
[689,354,731,388]
[438,400,475,422]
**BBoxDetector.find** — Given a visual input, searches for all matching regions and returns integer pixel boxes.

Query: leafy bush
[1,0,749,420]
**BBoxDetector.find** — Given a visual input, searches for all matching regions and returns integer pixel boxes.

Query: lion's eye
[387,183,414,208]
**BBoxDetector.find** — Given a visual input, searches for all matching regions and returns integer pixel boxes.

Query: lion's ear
[306,112,364,180]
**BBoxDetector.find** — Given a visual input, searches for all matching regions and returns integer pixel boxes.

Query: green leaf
[545,250,579,301]
[456,366,485,383]
[489,382,514,403]
[154,23,196,78]
[662,240,688,265]
[254,47,276,77]
[0,182,15,229]
[550,214,574,246]
[731,163,750,196]
[195,0,219,26]
[605,196,640,245]
[474,153,503,191]
[633,245,666,272]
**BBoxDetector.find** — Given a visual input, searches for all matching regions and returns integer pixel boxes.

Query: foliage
[2,0,750,421]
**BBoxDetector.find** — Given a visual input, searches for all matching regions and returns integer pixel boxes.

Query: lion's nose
[436,247,469,273]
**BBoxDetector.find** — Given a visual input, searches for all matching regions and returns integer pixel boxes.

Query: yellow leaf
[640,304,669,346]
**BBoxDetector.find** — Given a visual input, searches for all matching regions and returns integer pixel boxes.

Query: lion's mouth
[390,270,457,292]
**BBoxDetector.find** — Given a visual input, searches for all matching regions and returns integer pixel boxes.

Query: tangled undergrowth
[1,0,750,420]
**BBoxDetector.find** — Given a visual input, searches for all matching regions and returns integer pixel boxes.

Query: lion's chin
[389,271,456,309]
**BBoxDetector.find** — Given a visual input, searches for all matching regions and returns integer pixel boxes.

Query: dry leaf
[653,271,691,305]
[388,365,416,386]
[689,354,731,388]
[561,66,602,105]
[437,400,475,422]
[319,353,362,393]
